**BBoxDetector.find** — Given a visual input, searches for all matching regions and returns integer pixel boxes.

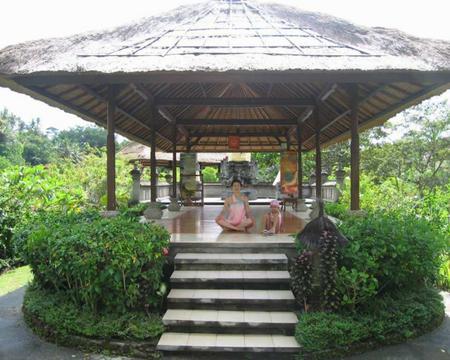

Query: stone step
[170,239,296,259]
[157,332,301,354]
[170,270,291,289]
[174,253,288,270]
[163,309,297,335]
[167,289,296,311]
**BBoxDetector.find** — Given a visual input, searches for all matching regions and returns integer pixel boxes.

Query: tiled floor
[155,205,305,238]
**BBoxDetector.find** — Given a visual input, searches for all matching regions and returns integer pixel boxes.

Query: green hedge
[16,210,170,313]
[296,287,444,358]
[23,283,164,340]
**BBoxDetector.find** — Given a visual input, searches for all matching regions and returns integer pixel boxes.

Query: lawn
[0,266,33,296]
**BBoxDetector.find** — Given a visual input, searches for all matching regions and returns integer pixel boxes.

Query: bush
[17,211,170,313]
[296,287,444,357]
[23,283,164,340]
[0,165,87,272]
[336,211,446,309]
[202,166,219,182]
[324,202,348,220]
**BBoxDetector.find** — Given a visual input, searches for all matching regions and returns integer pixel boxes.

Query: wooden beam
[155,97,315,107]
[172,123,177,199]
[131,83,189,137]
[150,106,157,203]
[78,84,172,144]
[314,106,322,200]
[177,118,298,126]
[297,122,303,200]
[106,86,118,211]
[13,70,450,86]
[158,107,190,137]
[350,84,360,211]
[303,83,389,145]
[318,83,338,102]
[189,131,287,137]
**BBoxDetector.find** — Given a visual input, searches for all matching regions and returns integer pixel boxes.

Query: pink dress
[226,194,247,226]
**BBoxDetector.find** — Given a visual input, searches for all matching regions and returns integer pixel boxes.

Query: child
[263,200,282,235]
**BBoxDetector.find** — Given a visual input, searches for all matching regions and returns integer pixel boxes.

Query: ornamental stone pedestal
[144,202,163,219]
[128,164,141,206]
[168,197,181,212]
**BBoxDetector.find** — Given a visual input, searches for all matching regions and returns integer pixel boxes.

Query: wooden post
[350,85,360,211]
[314,106,322,199]
[186,132,191,153]
[150,107,157,203]
[296,123,303,200]
[106,87,116,211]
[172,123,177,198]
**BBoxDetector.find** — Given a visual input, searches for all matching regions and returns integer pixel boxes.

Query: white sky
[0,0,449,132]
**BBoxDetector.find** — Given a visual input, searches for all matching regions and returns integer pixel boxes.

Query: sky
[0,0,449,133]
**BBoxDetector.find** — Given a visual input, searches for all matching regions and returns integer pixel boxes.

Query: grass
[0,265,33,296]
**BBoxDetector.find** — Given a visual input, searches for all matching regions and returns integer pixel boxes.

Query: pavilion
[2,0,450,354]
[0,0,449,214]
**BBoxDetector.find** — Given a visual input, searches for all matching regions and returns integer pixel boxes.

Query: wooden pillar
[150,107,157,203]
[186,132,191,153]
[296,123,303,200]
[106,87,116,211]
[314,106,322,199]
[350,85,360,210]
[172,123,177,198]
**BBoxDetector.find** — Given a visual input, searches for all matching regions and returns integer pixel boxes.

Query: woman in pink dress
[215,179,255,232]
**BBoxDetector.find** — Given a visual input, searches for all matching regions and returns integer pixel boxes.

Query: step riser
[164,323,295,335]
[171,281,291,290]
[175,263,287,271]
[170,246,295,257]
[168,300,296,311]
[158,347,299,355]
[160,352,296,359]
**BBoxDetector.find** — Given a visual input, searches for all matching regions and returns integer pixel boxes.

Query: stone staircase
[157,246,301,358]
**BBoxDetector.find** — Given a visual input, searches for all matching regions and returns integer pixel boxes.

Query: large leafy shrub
[296,287,444,356]
[17,211,170,313]
[338,211,446,301]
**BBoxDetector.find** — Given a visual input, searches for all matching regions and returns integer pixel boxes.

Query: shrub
[23,283,164,340]
[438,255,450,290]
[296,287,444,356]
[337,211,446,306]
[324,202,348,220]
[202,166,219,182]
[17,211,170,313]
[0,165,87,272]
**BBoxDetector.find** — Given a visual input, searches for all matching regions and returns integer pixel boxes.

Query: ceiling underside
[5,72,450,152]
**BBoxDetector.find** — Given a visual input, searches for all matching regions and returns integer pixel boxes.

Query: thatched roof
[0,0,449,152]
[0,0,449,73]
[119,141,226,165]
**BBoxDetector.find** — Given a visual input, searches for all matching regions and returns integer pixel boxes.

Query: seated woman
[262,200,282,235]
[215,179,255,232]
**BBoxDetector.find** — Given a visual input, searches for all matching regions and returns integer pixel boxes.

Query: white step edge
[157,332,301,351]
[168,289,295,301]
[171,270,290,280]
[163,309,298,324]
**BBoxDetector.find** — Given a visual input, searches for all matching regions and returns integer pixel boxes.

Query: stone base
[144,203,163,219]
[100,210,120,218]
[168,198,181,212]
[296,199,309,212]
